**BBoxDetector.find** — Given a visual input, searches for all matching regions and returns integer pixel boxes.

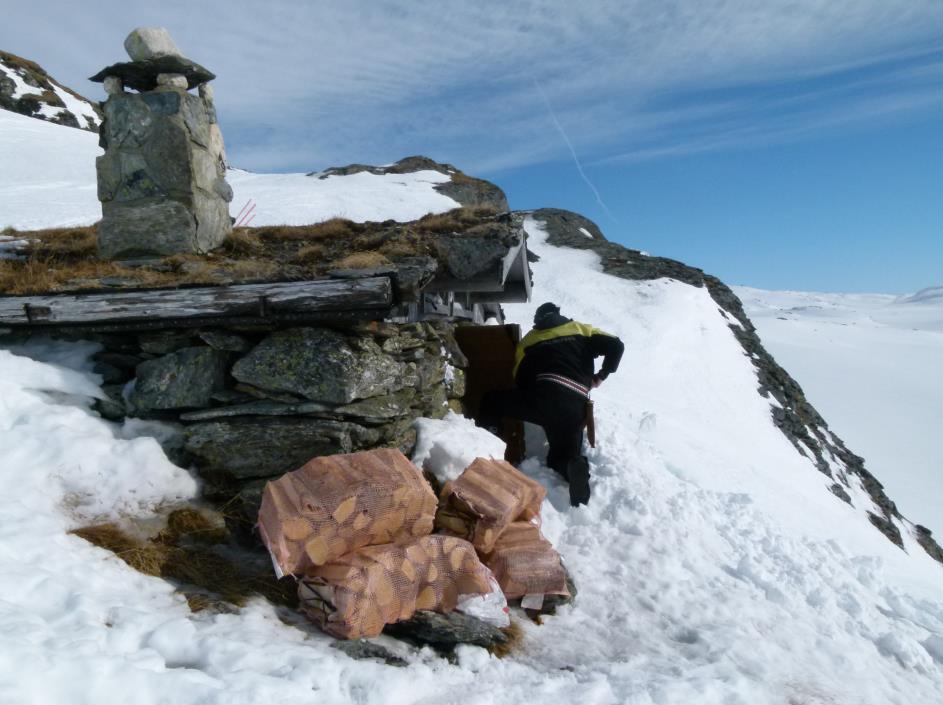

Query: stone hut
[90,28,232,259]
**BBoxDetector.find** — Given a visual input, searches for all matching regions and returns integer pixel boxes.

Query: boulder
[184,418,380,481]
[131,346,227,411]
[123,27,183,61]
[231,328,412,404]
[384,610,508,650]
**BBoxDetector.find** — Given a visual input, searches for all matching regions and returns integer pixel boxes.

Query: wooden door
[454,324,526,464]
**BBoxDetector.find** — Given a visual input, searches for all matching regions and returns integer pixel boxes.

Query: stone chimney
[90,27,232,259]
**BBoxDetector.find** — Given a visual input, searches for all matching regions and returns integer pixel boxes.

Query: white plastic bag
[455,575,510,628]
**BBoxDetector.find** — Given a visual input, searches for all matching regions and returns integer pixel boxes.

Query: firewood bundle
[298,535,493,639]
[436,458,568,603]
[434,457,545,553]
[481,521,568,600]
[258,448,438,575]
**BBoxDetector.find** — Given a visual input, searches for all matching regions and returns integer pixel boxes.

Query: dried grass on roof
[0,206,506,295]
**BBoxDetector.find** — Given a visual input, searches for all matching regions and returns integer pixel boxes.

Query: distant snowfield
[736,286,943,534]
[0,109,460,231]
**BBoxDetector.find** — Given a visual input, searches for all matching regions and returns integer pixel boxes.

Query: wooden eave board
[0,276,393,326]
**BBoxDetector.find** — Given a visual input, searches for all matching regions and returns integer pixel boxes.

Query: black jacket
[513,316,624,390]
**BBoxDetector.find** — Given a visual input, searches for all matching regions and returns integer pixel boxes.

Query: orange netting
[482,520,569,599]
[435,458,546,553]
[258,448,438,575]
[298,535,493,639]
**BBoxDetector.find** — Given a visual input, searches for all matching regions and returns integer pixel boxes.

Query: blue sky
[3,1,942,292]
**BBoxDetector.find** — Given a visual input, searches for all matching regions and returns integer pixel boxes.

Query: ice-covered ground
[1,217,942,704]
[0,109,460,231]
[736,285,943,534]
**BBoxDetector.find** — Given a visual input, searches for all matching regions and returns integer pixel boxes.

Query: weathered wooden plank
[0,277,393,326]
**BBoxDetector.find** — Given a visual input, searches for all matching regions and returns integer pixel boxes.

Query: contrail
[533,79,617,223]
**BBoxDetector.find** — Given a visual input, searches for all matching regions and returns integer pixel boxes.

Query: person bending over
[478,302,624,506]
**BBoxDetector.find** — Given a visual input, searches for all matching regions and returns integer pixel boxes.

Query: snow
[227,169,461,226]
[47,83,100,130]
[735,285,943,534]
[1,114,942,704]
[1,63,36,100]
[578,226,593,239]
[0,109,101,230]
[412,412,507,483]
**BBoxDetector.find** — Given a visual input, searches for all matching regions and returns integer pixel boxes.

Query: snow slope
[1,216,942,704]
[736,286,943,535]
[0,109,460,231]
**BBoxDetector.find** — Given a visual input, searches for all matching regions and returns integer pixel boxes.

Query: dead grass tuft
[489,618,525,658]
[414,206,500,234]
[293,243,329,265]
[18,224,99,261]
[71,523,165,576]
[220,228,264,256]
[256,218,361,242]
[160,508,228,545]
[330,251,391,270]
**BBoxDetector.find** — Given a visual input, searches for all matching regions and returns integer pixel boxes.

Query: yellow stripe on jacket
[512,320,613,377]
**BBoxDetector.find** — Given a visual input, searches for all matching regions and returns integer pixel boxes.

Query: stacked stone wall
[24,320,468,528]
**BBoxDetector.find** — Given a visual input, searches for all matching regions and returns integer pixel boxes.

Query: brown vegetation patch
[413,206,500,234]
[330,251,392,270]
[71,512,297,611]
[489,619,524,658]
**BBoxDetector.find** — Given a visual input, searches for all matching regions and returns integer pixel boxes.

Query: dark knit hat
[534,302,560,326]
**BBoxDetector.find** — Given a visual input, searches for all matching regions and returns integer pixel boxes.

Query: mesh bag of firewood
[435,458,546,553]
[258,448,438,576]
[297,535,495,639]
[482,520,569,600]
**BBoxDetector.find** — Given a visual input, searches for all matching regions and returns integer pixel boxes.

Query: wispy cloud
[4,0,943,172]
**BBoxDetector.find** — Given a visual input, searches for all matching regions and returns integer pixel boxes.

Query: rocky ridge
[527,207,943,563]
[0,51,100,131]
[317,156,509,212]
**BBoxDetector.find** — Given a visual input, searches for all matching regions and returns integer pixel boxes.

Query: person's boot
[567,456,590,506]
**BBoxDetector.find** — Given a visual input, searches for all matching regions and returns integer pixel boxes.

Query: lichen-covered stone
[184,418,380,480]
[231,328,411,404]
[383,610,508,650]
[96,89,231,259]
[198,329,253,352]
[335,388,417,421]
[131,346,227,411]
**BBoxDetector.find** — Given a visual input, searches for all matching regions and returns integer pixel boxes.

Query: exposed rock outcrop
[316,156,509,212]
[527,207,942,563]
[0,51,101,131]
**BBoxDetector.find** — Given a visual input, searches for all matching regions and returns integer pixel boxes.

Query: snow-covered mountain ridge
[0,51,100,132]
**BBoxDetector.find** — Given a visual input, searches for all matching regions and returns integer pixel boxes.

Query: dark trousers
[478,384,591,505]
